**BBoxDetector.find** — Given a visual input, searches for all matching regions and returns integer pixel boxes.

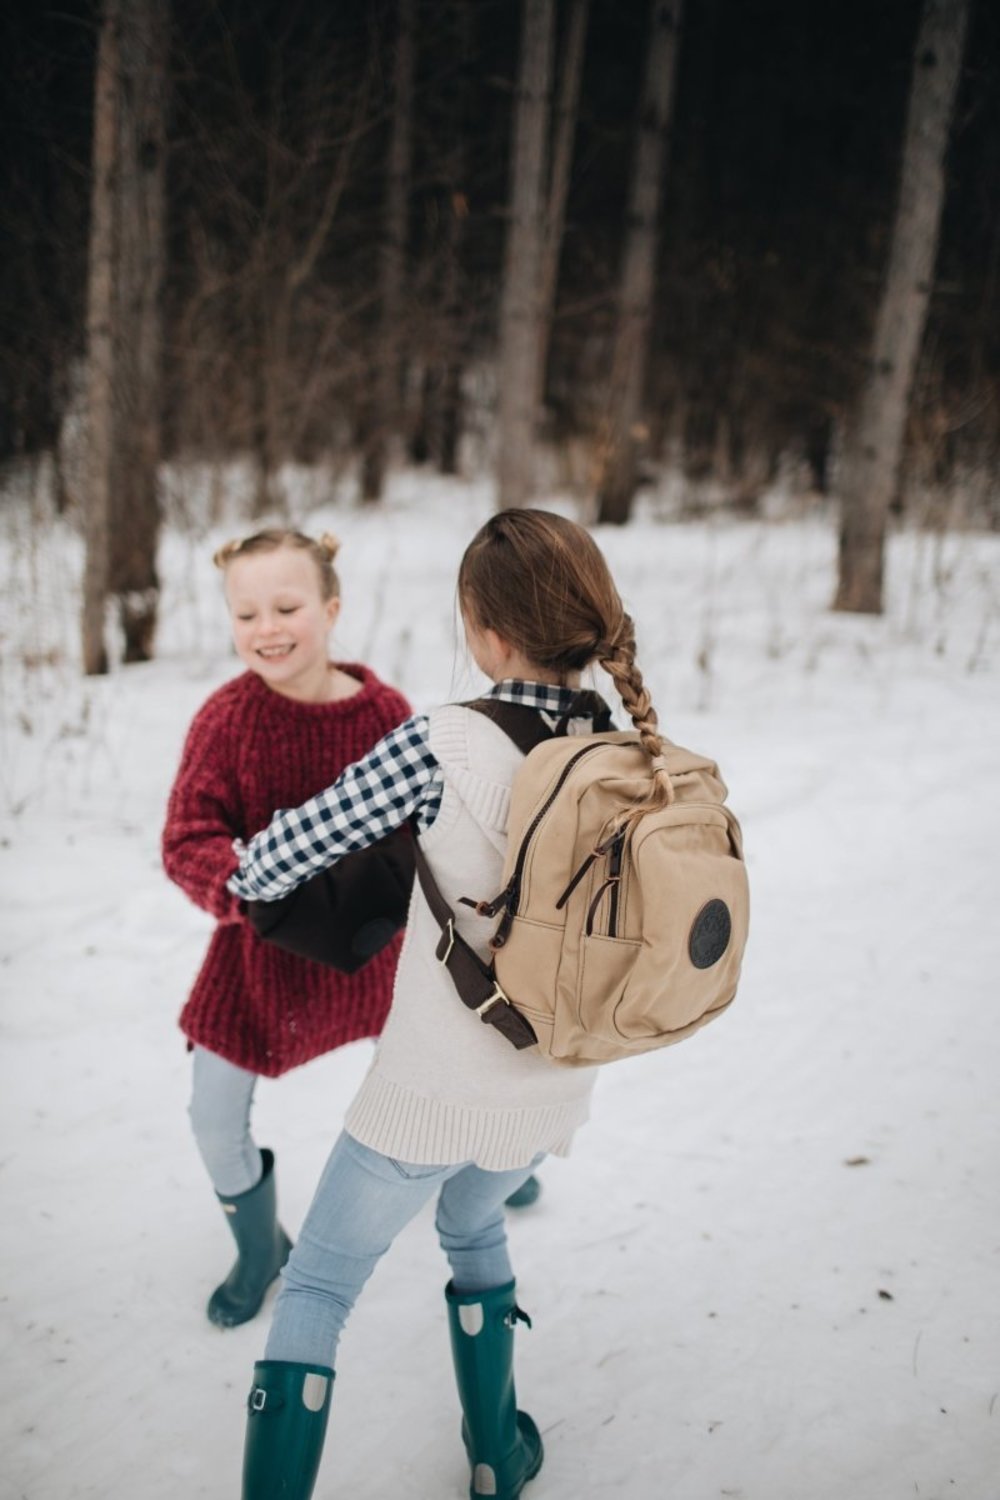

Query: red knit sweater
[162,664,412,1077]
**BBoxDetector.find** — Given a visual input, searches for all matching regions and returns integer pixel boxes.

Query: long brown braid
[597,615,660,758]
[458,510,672,810]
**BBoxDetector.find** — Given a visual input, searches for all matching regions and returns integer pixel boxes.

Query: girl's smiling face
[224,545,340,701]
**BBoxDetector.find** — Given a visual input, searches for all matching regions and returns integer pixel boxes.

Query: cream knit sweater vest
[345,703,597,1169]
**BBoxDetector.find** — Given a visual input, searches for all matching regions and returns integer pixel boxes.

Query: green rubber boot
[208,1148,292,1328]
[504,1174,541,1210]
[242,1360,334,1500]
[445,1280,544,1500]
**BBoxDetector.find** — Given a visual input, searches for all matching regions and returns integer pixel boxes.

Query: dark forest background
[1,1,998,660]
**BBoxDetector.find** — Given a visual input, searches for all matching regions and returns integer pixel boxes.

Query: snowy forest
[2,3,999,1499]
[2,0,1000,662]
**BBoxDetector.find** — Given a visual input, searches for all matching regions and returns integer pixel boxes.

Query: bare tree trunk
[496,0,555,510]
[411,0,473,476]
[249,51,372,514]
[361,0,415,502]
[595,0,683,526]
[82,0,122,676]
[249,79,284,517]
[536,0,590,410]
[110,0,169,660]
[834,0,969,614]
[251,283,285,517]
[437,180,469,476]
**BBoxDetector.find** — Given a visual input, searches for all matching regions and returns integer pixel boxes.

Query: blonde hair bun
[212,538,243,570]
[317,531,341,561]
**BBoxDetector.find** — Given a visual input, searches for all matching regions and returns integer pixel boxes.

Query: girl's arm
[227,714,440,903]
[162,710,245,925]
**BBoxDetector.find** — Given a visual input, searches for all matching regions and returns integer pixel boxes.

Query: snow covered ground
[1,470,998,1499]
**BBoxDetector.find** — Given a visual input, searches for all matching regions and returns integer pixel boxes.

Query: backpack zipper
[491,740,609,950]
[581,830,627,937]
[607,827,624,934]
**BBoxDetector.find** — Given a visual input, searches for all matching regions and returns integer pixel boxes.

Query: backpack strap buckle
[476,983,510,1022]
[437,918,456,967]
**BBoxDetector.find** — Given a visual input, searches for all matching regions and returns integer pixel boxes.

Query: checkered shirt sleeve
[227,713,441,902]
[226,680,593,903]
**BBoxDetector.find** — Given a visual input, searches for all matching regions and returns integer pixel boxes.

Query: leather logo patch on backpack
[688,898,732,970]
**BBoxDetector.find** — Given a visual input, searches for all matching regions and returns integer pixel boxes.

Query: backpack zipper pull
[556,828,627,912]
[459,884,512,919]
[555,850,600,910]
[490,889,518,949]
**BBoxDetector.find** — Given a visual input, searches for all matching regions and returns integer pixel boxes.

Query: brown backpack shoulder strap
[464,691,615,752]
[412,842,538,1051]
[463,698,554,755]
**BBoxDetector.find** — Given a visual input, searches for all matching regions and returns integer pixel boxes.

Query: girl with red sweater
[162,529,411,1329]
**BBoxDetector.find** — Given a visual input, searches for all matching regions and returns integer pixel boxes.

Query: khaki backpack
[415,697,749,1067]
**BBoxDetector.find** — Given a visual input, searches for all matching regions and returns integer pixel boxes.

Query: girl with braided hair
[227,509,667,1500]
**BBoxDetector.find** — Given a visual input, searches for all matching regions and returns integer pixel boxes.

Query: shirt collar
[486,679,585,713]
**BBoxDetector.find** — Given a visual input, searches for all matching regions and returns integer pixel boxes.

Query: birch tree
[81,0,121,676]
[596,0,682,525]
[81,0,168,672]
[362,0,415,502]
[496,0,555,510]
[834,0,969,614]
[110,0,169,661]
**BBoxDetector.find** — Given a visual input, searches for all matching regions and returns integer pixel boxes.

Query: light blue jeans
[188,1046,262,1196]
[264,1130,544,1368]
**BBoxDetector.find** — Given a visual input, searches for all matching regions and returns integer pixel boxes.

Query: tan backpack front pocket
[576,932,644,1042]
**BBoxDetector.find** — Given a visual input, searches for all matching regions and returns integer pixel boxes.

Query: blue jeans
[188,1046,262,1196]
[264,1131,544,1368]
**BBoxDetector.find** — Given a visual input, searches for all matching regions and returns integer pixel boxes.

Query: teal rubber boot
[208,1148,293,1328]
[242,1361,334,1500]
[504,1174,541,1210]
[445,1280,544,1500]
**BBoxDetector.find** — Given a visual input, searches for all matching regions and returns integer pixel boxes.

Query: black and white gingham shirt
[227,680,589,903]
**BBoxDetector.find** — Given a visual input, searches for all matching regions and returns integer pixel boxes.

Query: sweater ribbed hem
[179,1013,383,1079]
[344,1074,589,1170]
